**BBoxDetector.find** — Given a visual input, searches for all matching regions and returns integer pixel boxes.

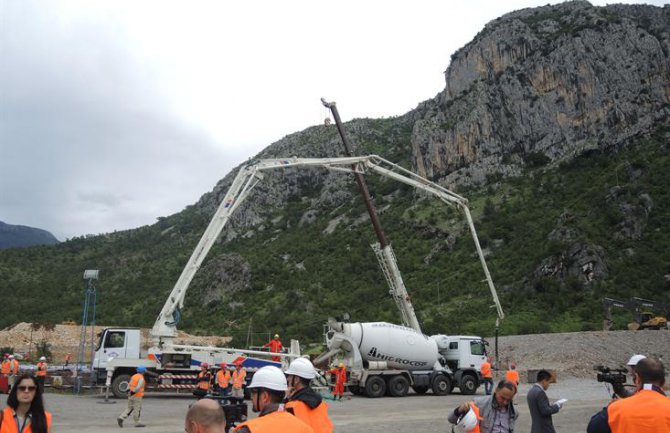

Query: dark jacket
[527,384,560,433]
[287,387,323,409]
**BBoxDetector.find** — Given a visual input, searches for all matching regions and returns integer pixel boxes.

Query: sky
[1,0,666,240]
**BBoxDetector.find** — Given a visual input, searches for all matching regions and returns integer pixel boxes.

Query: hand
[457,401,474,414]
[556,398,568,408]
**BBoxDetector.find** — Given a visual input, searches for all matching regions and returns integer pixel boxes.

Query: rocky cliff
[412,1,670,188]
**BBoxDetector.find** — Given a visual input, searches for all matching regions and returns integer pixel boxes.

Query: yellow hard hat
[274,334,279,339]
[339,362,344,368]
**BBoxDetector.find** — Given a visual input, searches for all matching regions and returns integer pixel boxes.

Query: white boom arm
[151,155,504,344]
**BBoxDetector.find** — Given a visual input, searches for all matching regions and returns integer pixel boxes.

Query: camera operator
[185,399,227,433]
[611,354,645,399]
[587,357,670,433]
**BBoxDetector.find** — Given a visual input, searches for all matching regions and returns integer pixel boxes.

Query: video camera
[595,365,628,384]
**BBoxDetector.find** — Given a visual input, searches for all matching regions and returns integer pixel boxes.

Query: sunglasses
[17,386,37,392]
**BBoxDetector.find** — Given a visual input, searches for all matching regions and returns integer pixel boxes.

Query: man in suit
[526,370,567,433]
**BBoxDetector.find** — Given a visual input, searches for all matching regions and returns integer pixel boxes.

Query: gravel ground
[492,329,670,379]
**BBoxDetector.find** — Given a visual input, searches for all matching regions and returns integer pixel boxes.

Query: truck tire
[111,374,131,399]
[387,375,409,397]
[412,385,428,395]
[365,376,386,398]
[431,375,451,396]
[459,374,478,395]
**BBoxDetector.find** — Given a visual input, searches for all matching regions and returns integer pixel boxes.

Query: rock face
[412,1,670,188]
[0,221,59,249]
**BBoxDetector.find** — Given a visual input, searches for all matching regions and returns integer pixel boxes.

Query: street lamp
[75,269,99,394]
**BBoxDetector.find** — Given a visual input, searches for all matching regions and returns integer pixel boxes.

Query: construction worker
[506,364,520,386]
[231,360,247,399]
[285,357,333,433]
[117,365,146,428]
[587,357,670,433]
[216,362,231,397]
[262,334,284,362]
[448,380,519,433]
[233,366,313,433]
[328,363,346,401]
[1,354,10,376]
[8,355,20,390]
[35,356,48,393]
[481,357,493,395]
[185,398,227,433]
[194,363,213,399]
[613,354,646,398]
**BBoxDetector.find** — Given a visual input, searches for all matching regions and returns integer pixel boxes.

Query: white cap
[39,356,46,361]
[627,354,646,366]
[8,355,14,359]
[454,408,479,433]
[248,366,288,392]
[285,357,316,380]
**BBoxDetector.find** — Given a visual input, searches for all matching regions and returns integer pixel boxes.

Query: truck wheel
[431,375,451,396]
[460,374,477,395]
[111,374,131,399]
[365,376,386,398]
[412,385,428,395]
[387,375,409,397]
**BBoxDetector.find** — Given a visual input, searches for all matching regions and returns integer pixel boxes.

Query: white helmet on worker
[454,407,479,433]
[248,366,287,391]
[627,354,646,366]
[286,357,316,380]
[39,356,46,361]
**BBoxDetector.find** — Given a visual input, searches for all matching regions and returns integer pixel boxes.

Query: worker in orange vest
[231,360,247,399]
[263,334,284,362]
[481,357,493,395]
[216,362,232,397]
[448,380,519,433]
[285,357,334,433]
[0,354,10,376]
[587,357,670,433]
[8,355,19,390]
[233,366,313,433]
[35,356,48,393]
[117,365,146,428]
[505,364,520,386]
[194,363,212,399]
[328,363,347,401]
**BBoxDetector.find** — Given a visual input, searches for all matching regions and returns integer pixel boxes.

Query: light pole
[75,269,99,394]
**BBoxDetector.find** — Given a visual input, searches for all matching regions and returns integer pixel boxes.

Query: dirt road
[45,378,616,433]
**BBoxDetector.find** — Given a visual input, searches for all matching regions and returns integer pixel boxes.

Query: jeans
[483,378,493,395]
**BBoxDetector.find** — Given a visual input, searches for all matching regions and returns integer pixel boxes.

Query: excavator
[602,297,669,331]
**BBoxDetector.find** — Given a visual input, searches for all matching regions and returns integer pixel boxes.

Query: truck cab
[432,335,487,394]
[92,328,142,382]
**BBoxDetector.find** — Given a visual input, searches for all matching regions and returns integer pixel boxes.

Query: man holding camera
[587,357,670,433]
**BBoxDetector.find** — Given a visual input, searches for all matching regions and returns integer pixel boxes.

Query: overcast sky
[0,0,665,240]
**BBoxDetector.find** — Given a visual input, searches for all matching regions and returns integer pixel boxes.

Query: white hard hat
[8,355,14,359]
[454,407,479,433]
[627,354,646,366]
[248,366,287,392]
[39,356,46,361]
[286,357,316,380]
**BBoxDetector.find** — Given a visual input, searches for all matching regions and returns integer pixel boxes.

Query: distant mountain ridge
[0,221,59,249]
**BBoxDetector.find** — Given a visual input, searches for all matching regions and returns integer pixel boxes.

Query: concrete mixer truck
[318,321,487,397]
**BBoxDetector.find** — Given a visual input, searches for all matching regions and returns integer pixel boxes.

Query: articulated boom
[151,155,504,345]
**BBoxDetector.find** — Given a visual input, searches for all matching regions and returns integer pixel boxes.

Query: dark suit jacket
[527,383,560,433]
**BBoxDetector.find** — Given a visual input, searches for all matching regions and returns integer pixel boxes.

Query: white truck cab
[431,334,488,394]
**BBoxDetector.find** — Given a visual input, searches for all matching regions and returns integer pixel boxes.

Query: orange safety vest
[0,361,9,375]
[505,370,519,385]
[8,361,18,375]
[232,369,246,388]
[129,373,145,398]
[0,407,52,433]
[216,370,231,389]
[467,403,483,433]
[234,409,313,433]
[197,371,211,391]
[285,400,333,433]
[36,362,48,377]
[480,362,492,379]
[607,389,670,433]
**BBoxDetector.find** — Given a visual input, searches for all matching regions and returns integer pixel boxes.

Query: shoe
[117,418,124,428]
[134,424,146,428]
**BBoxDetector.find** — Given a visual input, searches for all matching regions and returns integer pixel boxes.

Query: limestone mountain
[0,1,668,343]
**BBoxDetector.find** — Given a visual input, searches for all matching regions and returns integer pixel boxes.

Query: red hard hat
[202,363,209,368]
[220,363,227,368]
